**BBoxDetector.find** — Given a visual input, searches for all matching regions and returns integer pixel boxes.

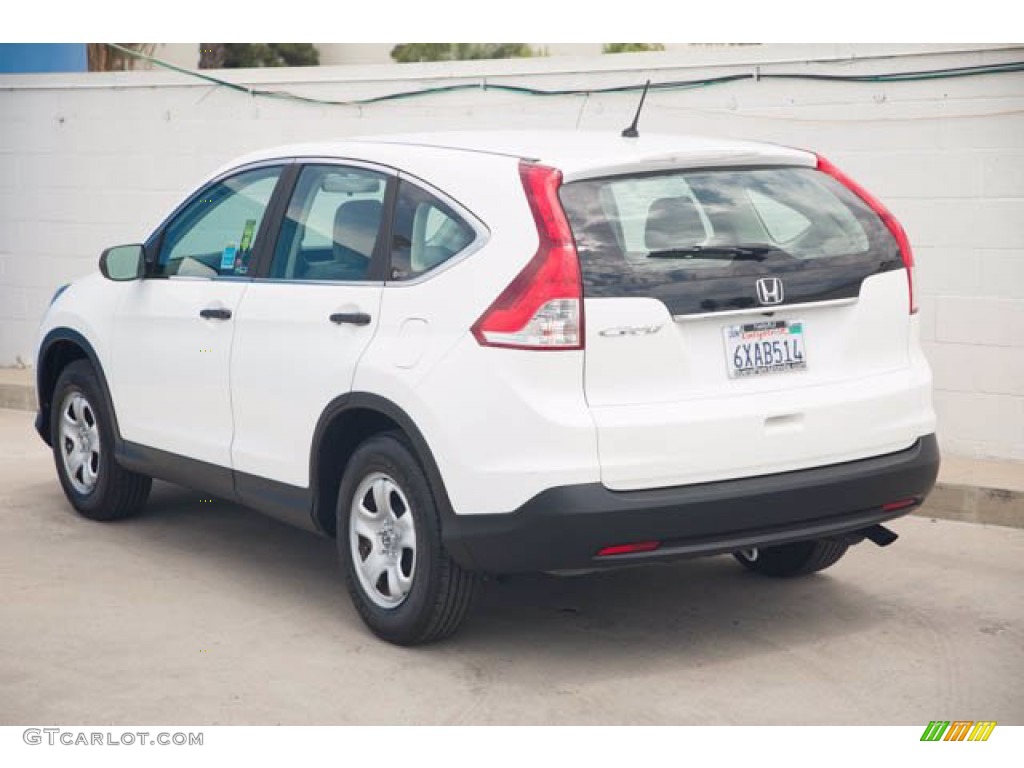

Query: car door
[111,163,287,470]
[228,162,391,493]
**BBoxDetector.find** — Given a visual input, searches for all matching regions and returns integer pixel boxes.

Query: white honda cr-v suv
[35,131,939,645]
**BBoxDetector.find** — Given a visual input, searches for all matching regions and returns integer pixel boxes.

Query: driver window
[156,166,283,278]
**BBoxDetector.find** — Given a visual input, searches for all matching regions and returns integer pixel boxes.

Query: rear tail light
[815,154,917,315]
[470,162,584,350]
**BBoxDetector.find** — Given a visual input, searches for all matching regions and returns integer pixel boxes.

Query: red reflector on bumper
[882,498,918,513]
[597,541,661,557]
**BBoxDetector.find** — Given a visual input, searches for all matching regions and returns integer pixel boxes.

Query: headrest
[334,199,383,259]
[644,196,705,251]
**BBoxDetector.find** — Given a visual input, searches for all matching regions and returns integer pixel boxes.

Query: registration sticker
[239,219,257,253]
[220,246,237,272]
[724,320,807,378]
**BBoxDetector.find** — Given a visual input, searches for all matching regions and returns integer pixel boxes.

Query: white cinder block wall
[1,44,1022,459]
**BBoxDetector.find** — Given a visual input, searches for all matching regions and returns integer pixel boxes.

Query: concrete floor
[1,408,1021,725]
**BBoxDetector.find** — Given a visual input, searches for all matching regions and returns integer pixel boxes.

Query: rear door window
[560,166,899,315]
[269,165,390,282]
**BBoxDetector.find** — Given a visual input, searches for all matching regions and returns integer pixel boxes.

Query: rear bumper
[442,434,940,573]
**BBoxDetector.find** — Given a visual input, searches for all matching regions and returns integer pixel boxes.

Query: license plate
[724,320,807,378]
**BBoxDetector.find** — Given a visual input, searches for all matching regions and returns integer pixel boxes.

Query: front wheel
[733,539,849,577]
[337,433,478,645]
[50,360,151,521]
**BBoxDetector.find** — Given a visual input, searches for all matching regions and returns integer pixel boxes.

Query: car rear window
[559,166,902,314]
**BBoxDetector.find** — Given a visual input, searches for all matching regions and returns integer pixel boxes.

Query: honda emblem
[756,277,784,306]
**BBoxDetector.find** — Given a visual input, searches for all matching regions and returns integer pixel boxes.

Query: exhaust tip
[863,524,899,547]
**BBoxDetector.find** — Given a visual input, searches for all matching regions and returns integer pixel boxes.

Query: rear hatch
[560,159,922,491]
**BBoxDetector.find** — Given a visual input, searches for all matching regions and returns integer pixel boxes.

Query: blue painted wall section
[0,44,88,73]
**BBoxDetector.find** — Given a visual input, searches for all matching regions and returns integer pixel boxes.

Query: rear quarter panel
[351,151,600,515]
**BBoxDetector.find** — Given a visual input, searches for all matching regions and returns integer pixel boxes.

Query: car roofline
[209,132,817,186]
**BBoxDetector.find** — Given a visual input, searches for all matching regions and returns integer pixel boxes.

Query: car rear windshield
[559,166,901,313]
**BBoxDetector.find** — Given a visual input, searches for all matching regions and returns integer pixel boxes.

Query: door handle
[200,308,232,320]
[329,312,372,326]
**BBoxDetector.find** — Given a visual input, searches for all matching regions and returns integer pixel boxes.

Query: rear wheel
[51,360,151,521]
[733,539,848,577]
[337,433,478,645]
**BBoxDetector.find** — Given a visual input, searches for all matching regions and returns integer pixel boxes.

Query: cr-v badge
[756,277,785,306]
[598,325,663,337]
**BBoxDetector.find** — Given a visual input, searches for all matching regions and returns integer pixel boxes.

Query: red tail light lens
[815,154,917,315]
[470,162,584,350]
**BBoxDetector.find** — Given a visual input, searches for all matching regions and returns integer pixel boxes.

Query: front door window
[157,166,283,278]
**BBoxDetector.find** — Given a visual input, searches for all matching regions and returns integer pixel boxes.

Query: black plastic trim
[230,470,316,532]
[248,163,300,279]
[309,392,457,533]
[35,328,118,449]
[370,174,399,282]
[329,312,372,326]
[442,435,941,574]
[115,441,318,533]
[117,440,236,500]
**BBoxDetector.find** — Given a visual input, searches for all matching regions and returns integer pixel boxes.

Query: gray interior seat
[302,198,382,281]
[644,196,706,252]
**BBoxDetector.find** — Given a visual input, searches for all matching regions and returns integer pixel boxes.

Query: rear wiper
[646,244,781,261]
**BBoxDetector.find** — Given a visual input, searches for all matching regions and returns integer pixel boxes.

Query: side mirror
[99,244,145,281]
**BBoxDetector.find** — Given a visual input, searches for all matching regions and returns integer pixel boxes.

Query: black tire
[336,432,478,645]
[50,359,151,521]
[733,538,849,577]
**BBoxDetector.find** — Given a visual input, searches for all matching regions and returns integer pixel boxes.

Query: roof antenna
[621,79,651,138]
